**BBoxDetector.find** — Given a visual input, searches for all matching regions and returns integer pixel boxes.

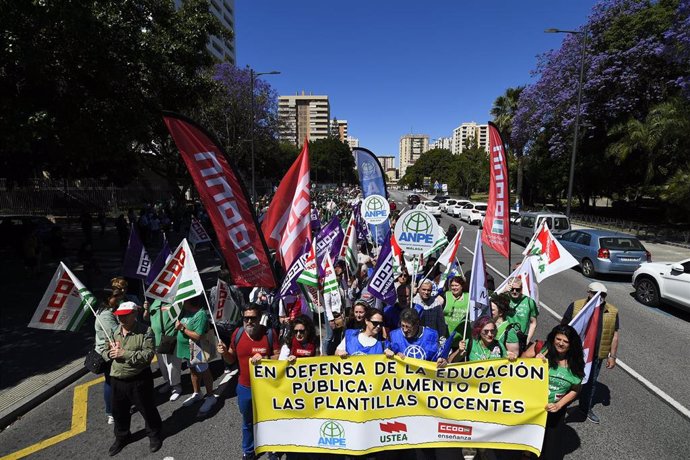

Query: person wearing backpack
[217,303,281,460]
[490,292,522,356]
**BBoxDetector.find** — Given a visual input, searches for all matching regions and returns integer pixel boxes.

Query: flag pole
[201,287,222,341]
[316,289,324,356]
[86,297,115,347]
[410,255,417,310]
[141,279,147,303]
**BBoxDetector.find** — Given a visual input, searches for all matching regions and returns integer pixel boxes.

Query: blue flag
[122,226,152,280]
[146,239,172,286]
[354,148,390,245]
[368,231,396,305]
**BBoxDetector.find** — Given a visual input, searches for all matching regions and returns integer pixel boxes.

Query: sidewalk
[0,220,221,429]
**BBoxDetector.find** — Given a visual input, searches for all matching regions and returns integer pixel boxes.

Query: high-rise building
[330,119,348,142]
[278,93,331,146]
[399,134,429,177]
[430,137,452,151]
[174,0,236,64]
[347,137,359,149]
[452,122,490,154]
[377,156,396,172]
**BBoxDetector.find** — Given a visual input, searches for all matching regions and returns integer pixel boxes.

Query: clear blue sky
[235,0,597,163]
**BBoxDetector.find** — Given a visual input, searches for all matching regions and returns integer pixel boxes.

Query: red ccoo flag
[482,122,511,259]
[163,112,277,289]
[261,141,311,269]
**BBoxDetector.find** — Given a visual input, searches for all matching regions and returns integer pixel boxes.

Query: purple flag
[310,206,321,232]
[122,226,152,280]
[353,202,369,242]
[146,239,172,286]
[368,231,396,305]
[278,239,311,298]
[316,217,345,276]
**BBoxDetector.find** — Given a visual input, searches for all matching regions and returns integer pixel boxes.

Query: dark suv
[407,194,421,206]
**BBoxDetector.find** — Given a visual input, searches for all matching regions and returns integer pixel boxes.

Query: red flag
[261,142,311,268]
[163,113,276,288]
[482,122,511,258]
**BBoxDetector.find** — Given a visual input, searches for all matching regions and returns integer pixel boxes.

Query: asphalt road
[1,195,689,460]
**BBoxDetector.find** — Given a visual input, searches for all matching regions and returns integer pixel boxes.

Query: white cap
[114,301,138,316]
[588,282,607,294]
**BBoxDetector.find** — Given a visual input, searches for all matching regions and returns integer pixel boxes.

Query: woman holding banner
[335,308,387,357]
[523,325,584,459]
[278,315,318,361]
[450,317,518,363]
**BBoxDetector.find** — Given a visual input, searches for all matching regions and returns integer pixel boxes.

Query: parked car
[511,212,570,245]
[420,200,442,221]
[407,194,421,206]
[632,259,690,312]
[434,194,450,202]
[440,199,458,213]
[558,229,651,277]
[449,200,471,217]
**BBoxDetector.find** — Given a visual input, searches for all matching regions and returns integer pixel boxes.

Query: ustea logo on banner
[318,421,346,447]
[437,422,472,440]
[394,209,438,255]
[362,194,390,225]
[379,421,408,443]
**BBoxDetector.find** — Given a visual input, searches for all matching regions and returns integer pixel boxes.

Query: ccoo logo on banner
[361,195,390,225]
[394,209,439,255]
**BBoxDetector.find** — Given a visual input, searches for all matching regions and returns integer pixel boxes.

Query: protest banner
[251,355,548,456]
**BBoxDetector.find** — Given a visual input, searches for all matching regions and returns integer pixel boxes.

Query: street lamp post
[250,68,280,203]
[545,27,588,218]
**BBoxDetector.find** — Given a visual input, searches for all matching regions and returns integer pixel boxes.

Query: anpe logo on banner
[362,194,390,225]
[360,161,377,179]
[437,422,473,440]
[394,209,438,255]
[379,421,408,443]
[318,421,346,447]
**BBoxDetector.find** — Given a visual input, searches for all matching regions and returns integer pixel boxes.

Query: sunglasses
[369,320,384,328]
[293,328,306,335]
[481,329,496,336]
[243,316,258,323]
[509,287,522,292]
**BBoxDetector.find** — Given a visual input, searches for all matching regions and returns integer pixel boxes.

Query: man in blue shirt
[385,308,445,365]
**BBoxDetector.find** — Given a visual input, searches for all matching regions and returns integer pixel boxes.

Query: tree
[0,0,226,185]
[491,86,525,202]
[309,138,356,184]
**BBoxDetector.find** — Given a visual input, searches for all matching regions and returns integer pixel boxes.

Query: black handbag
[84,349,106,374]
[155,307,177,355]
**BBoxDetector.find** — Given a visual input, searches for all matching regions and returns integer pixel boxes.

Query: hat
[114,301,138,316]
[588,282,607,294]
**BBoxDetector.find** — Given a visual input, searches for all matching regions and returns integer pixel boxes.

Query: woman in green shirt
[143,300,182,401]
[443,276,470,348]
[450,316,518,362]
[523,324,584,459]
[491,292,521,357]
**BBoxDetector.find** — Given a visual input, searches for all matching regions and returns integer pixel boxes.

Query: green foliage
[308,138,356,184]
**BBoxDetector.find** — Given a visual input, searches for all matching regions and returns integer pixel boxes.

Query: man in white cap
[104,301,162,455]
[562,281,620,424]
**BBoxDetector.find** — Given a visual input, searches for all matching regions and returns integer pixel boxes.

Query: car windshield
[475,205,487,211]
[599,237,645,250]
[425,202,439,207]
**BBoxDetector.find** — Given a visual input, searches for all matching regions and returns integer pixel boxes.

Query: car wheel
[635,277,660,307]
[581,258,596,278]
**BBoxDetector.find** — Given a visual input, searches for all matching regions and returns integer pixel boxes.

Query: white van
[510,212,571,245]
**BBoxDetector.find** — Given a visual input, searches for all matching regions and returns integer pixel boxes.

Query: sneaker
[109,438,127,456]
[219,369,238,386]
[182,392,202,407]
[169,389,181,402]
[107,415,115,425]
[149,437,162,453]
[198,394,217,415]
[587,410,600,424]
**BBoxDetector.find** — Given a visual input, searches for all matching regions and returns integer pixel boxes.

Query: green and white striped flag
[339,212,358,274]
[296,237,319,288]
[146,239,205,321]
[322,253,339,294]
[29,262,95,332]
[423,226,449,259]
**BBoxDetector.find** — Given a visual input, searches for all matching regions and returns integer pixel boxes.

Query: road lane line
[0,377,104,460]
[462,245,690,420]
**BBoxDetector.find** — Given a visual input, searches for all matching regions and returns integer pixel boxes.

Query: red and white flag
[568,292,603,384]
[262,142,311,269]
[482,122,511,258]
[523,221,578,282]
[437,227,464,268]
[163,113,276,288]
[496,257,539,306]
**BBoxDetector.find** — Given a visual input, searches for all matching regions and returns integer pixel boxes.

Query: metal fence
[571,213,690,246]
[0,178,173,216]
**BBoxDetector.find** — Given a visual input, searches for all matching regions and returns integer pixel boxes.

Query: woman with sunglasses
[450,316,518,363]
[278,315,318,362]
[335,308,387,357]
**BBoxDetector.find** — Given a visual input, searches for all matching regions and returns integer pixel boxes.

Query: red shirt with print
[230,328,280,387]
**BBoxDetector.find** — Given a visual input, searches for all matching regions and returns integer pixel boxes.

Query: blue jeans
[237,384,254,454]
[579,357,603,413]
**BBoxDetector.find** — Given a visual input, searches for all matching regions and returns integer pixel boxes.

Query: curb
[0,360,89,430]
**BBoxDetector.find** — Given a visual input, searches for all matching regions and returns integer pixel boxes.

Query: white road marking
[462,244,690,420]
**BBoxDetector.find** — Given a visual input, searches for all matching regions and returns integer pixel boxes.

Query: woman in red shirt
[279,315,318,362]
